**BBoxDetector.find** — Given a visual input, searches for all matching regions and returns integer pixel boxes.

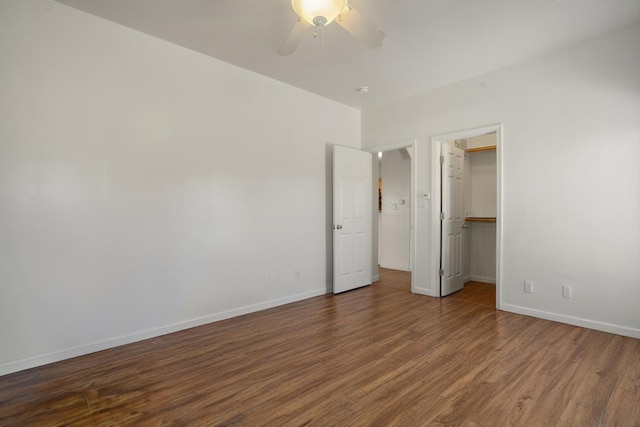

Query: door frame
[366,139,417,292]
[430,125,503,308]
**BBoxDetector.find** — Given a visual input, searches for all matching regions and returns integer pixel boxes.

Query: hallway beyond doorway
[374,267,411,292]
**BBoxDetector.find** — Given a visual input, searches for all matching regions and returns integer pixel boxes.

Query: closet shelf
[465,217,496,223]
[466,145,496,153]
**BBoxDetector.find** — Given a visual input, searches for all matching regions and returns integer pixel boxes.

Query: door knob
[335,225,343,230]
[461,223,469,229]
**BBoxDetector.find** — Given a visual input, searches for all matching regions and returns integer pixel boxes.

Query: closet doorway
[432,125,502,308]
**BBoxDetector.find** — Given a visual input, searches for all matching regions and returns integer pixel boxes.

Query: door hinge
[439,269,444,276]
[440,212,445,221]
[440,155,445,164]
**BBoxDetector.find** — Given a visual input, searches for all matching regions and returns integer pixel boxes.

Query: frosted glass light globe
[291,0,348,27]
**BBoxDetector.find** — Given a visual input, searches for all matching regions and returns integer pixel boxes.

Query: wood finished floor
[375,267,412,293]
[1,283,638,426]
[376,267,496,310]
[448,281,496,309]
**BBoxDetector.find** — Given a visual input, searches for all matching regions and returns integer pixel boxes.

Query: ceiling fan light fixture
[291,0,348,27]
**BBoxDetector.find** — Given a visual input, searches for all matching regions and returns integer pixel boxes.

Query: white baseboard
[468,275,496,284]
[379,263,411,272]
[413,286,434,297]
[0,288,327,377]
[371,274,380,282]
[500,303,640,339]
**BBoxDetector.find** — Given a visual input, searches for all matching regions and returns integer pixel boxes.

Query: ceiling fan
[278,0,386,55]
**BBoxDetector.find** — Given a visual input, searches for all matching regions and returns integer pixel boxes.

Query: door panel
[441,142,465,296]
[333,145,372,294]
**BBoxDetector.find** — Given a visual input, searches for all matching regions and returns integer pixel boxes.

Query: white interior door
[333,145,372,294]
[441,141,465,296]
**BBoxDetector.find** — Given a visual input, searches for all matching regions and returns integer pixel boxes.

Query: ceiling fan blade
[336,6,386,49]
[277,17,311,55]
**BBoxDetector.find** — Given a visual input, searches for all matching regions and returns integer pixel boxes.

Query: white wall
[468,150,497,218]
[363,25,640,338]
[467,222,497,284]
[0,0,360,375]
[379,149,411,271]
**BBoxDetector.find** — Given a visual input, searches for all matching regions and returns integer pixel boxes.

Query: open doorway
[371,143,415,293]
[432,125,502,308]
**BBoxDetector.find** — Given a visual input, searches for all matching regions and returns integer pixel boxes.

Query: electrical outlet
[268,273,275,284]
[524,281,533,293]
[562,285,572,299]
[294,270,300,280]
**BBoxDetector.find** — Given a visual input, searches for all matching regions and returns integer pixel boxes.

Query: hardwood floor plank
[0,284,637,426]
[375,267,411,292]
[447,281,496,309]
[600,338,640,426]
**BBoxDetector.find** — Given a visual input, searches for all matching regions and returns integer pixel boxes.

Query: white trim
[501,304,640,339]
[469,275,496,284]
[431,140,442,297]
[430,124,503,307]
[379,263,411,272]
[495,126,504,310]
[432,125,500,142]
[0,288,327,376]
[367,139,417,153]
[413,286,435,297]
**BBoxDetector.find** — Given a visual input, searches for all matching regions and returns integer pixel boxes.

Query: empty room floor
[0,282,638,425]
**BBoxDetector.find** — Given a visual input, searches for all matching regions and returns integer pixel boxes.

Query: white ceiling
[55,0,640,109]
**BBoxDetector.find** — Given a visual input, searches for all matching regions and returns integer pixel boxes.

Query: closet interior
[460,133,497,285]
